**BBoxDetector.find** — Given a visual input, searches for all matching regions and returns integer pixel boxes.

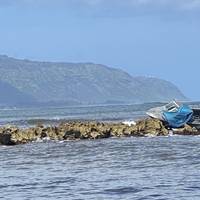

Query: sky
[0,0,200,100]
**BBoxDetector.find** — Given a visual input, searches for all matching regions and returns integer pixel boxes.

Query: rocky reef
[0,118,199,145]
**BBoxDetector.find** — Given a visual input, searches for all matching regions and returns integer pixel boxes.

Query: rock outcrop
[0,118,199,145]
[172,124,200,136]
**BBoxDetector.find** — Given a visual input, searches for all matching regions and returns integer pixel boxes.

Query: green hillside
[0,55,187,106]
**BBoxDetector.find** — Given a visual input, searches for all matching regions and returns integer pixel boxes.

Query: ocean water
[1,103,200,199]
[0,103,163,126]
[1,137,200,200]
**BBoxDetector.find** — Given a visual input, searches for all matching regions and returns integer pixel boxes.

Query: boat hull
[146,102,193,128]
[163,105,193,128]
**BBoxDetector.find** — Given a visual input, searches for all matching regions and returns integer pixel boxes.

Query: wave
[122,120,136,126]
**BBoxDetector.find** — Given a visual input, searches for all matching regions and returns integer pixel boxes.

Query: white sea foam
[122,120,136,126]
[169,130,174,136]
[35,138,43,143]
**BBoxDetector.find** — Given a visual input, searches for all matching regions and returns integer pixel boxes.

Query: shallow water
[0,103,163,126]
[1,136,200,199]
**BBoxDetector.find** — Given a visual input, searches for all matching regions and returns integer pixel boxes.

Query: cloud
[79,0,200,9]
[78,0,200,17]
[1,0,200,15]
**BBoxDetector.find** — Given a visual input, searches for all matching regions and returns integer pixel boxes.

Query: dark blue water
[1,136,200,199]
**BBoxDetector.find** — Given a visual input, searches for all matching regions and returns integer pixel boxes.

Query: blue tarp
[163,105,193,128]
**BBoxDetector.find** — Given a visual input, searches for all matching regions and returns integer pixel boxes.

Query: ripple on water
[1,136,200,199]
[102,187,142,195]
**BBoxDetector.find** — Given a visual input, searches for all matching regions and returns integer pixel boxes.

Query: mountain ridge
[0,55,187,106]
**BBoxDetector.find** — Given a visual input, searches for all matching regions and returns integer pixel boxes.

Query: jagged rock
[134,118,168,136]
[0,132,14,145]
[0,118,199,145]
[173,124,200,135]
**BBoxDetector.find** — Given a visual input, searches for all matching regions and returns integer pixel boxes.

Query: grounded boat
[146,101,193,128]
[188,108,200,130]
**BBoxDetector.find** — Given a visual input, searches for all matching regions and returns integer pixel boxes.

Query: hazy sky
[0,0,200,100]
